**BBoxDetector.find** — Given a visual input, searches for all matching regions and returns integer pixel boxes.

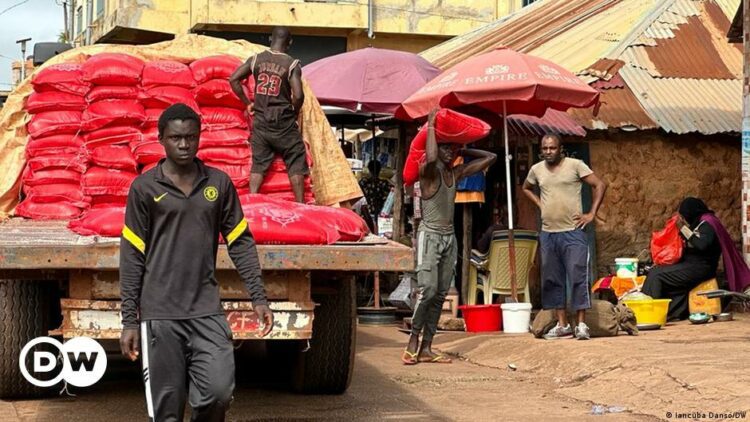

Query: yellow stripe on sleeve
[122,225,146,254]
[226,219,248,246]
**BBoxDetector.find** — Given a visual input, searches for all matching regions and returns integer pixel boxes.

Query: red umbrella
[303,48,441,115]
[397,47,599,302]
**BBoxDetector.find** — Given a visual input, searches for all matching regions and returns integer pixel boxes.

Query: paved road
[0,326,645,421]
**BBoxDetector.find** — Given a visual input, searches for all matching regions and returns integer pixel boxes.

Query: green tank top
[420,168,456,235]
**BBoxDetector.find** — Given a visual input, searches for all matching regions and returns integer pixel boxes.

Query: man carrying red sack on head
[402,109,496,365]
[229,26,308,203]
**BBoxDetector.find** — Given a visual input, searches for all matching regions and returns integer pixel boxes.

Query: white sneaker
[575,322,591,340]
[543,323,573,340]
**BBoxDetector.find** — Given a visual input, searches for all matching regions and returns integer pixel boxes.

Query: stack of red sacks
[190,56,252,191]
[18,64,89,219]
[256,155,315,204]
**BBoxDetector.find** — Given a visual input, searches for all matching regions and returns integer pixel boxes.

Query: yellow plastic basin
[622,299,672,327]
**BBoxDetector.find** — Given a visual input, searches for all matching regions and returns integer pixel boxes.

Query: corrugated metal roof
[508,110,587,137]
[421,0,741,134]
[568,83,657,130]
[620,65,741,134]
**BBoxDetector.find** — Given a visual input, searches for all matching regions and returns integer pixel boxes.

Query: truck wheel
[292,277,356,394]
[0,280,53,399]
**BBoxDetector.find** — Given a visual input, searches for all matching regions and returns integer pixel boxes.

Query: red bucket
[458,304,502,332]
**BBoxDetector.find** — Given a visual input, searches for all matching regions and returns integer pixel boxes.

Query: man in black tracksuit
[119,103,273,422]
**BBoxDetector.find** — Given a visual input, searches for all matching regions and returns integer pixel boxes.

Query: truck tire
[292,277,356,394]
[0,280,53,399]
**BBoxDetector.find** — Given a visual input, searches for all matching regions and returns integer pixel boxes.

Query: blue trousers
[540,230,591,311]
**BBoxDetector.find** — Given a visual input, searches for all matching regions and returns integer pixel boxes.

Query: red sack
[82,53,144,86]
[131,141,165,165]
[141,161,158,174]
[299,204,368,241]
[15,200,83,220]
[90,195,128,208]
[194,80,245,109]
[200,129,249,148]
[68,206,126,237]
[650,215,684,266]
[142,108,165,129]
[23,167,82,186]
[264,191,316,205]
[268,153,314,173]
[189,55,242,84]
[197,146,250,164]
[81,167,138,196]
[85,85,140,103]
[27,154,87,173]
[82,100,146,131]
[259,171,311,194]
[25,91,86,114]
[26,134,84,158]
[85,125,143,148]
[27,111,82,138]
[139,86,200,111]
[241,195,340,245]
[204,162,249,188]
[31,63,89,96]
[89,144,138,172]
[23,183,89,206]
[142,60,196,88]
[200,107,248,130]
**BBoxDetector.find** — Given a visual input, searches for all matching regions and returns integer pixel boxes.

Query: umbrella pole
[503,101,519,302]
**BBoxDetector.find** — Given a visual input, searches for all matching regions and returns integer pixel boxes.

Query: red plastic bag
[82,53,144,86]
[203,162,249,188]
[189,55,242,84]
[85,125,143,148]
[15,200,83,220]
[68,206,126,237]
[142,108,165,128]
[139,86,200,111]
[85,85,140,103]
[142,60,196,88]
[23,183,88,206]
[82,100,146,131]
[197,145,250,164]
[90,194,128,208]
[194,80,245,109]
[200,129,249,148]
[131,140,165,165]
[27,111,82,138]
[25,91,86,114]
[81,167,138,196]
[650,215,684,266]
[241,195,340,245]
[23,167,82,186]
[259,171,311,194]
[26,134,84,158]
[89,144,138,172]
[31,63,89,96]
[27,154,87,173]
[200,107,248,130]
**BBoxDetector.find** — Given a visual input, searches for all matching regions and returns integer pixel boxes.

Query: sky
[0,0,65,89]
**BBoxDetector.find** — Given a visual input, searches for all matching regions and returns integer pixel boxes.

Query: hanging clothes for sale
[455,156,486,203]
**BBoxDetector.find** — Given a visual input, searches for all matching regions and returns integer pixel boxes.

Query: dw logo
[19,337,107,388]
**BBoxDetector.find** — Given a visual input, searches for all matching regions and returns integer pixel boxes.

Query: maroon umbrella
[303,48,441,115]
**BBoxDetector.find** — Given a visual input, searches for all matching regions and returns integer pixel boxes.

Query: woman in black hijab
[642,197,721,320]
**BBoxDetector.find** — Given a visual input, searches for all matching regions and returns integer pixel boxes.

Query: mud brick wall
[585,131,741,275]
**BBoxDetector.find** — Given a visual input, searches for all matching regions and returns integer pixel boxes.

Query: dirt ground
[0,317,747,421]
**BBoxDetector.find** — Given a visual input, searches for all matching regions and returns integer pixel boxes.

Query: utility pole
[15,38,31,81]
[743,0,750,262]
[63,1,69,43]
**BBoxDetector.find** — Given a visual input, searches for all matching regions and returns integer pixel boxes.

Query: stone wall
[585,131,741,274]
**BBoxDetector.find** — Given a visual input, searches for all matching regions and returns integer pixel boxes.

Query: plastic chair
[467,230,539,305]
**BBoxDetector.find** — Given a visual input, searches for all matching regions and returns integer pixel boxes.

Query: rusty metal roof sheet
[508,110,587,137]
[568,84,657,130]
[620,65,741,134]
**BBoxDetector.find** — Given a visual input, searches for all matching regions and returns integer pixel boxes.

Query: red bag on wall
[23,168,82,186]
[26,134,84,158]
[197,146,250,164]
[26,91,87,114]
[68,206,126,237]
[194,80,245,109]
[190,55,242,84]
[650,215,684,266]
[131,141,165,165]
[23,183,88,206]
[27,154,88,173]
[89,144,138,172]
[142,60,196,88]
[31,63,89,96]
[16,200,83,220]
[139,86,200,111]
[200,107,248,130]
[200,129,249,148]
[81,167,138,196]
[82,100,146,131]
[142,108,165,129]
[27,111,82,138]
[85,85,140,103]
[82,53,144,86]
[204,162,249,188]
[85,125,143,147]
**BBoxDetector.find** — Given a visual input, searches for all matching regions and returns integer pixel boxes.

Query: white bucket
[615,258,638,278]
[501,302,533,333]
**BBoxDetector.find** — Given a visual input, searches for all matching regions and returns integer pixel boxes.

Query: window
[522,0,538,6]
[76,6,83,35]
[97,0,105,18]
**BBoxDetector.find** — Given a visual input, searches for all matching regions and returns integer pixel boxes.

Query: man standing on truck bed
[229,26,308,203]
[402,109,496,365]
[119,103,274,421]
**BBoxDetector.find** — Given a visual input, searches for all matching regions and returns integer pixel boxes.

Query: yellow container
[689,279,722,315]
[622,299,672,327]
